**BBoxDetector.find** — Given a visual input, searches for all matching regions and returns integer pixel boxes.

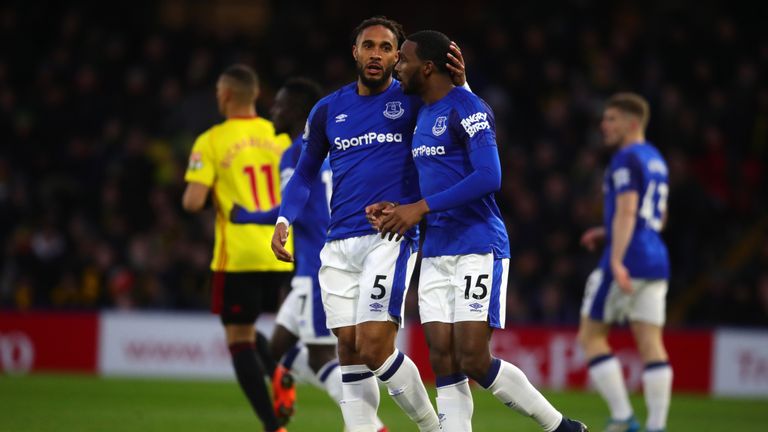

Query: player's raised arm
[446,41,467,87]
[272,104,330,261]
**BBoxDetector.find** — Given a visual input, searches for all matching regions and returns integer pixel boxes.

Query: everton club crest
[432,116,447,136]
[383,101,404,119]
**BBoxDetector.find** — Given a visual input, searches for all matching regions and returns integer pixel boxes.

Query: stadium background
[1,0,767,429]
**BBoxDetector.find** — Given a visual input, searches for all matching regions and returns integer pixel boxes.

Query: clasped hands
[365,199,430,241]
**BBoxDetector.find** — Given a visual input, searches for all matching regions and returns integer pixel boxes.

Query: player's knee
[576,327,597,351]
[456,351,491,381]
[358,341,392,370]
[635,336,665,362]
[336,337,358,364]
[427,345,454,375]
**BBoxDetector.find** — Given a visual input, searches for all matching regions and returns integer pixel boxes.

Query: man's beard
[356,62,393,90]
[399,76,417,94]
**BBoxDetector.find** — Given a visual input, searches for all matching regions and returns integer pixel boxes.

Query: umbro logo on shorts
[469,302,483,311]
[369,302,384,312]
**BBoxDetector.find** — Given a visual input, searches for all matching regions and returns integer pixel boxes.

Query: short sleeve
[611,151,642,194]
[184,131,216,186]
[449,90,497,151]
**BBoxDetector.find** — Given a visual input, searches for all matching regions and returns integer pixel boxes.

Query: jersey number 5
[243,165,277,210]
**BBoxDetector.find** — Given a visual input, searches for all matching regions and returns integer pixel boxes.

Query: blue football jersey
[412,87,510,259]
[600,142,670,278]
[280,136,331,277]
[288,79,422,241]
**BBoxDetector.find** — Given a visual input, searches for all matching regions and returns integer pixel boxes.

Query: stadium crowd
[1,1,766,326]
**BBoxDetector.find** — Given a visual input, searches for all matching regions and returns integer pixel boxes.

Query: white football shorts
[319,234,416,329]
[419,253,509,329]
[276,275,336,345]
[580,268,668,326]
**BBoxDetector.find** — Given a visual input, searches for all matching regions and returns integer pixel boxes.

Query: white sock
[436,373,473,432]
[340,364,379,432]
[318,359,343,403]
[325,362,386,431]
[482,358,563,432]
[373,349,440,432]
[642,362,672,431]
[588,355,633,421]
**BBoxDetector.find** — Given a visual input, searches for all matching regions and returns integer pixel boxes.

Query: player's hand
[447,41,467,86]
[229,203,247,224]
[611,260,633,294]
[580,226,606,252]
[271,222,293,262]
[378,200,429,241]
[365,201,397,229]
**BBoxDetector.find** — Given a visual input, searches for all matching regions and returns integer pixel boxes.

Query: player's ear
[352,44,359,61]
[423,61,434,77]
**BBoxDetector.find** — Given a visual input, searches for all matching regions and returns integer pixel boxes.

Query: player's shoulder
[192,123,219,150]
[637,142,668,175]
[319,82,357,106]
[612,142,654,172]
[254,116,277,131]
[194,126,214,142]
[641,141,665,159]
[306,83,354,122]
[274,132,292,150]
[209,117,275,135]
[621,141,664,162]
[448,87,492,116]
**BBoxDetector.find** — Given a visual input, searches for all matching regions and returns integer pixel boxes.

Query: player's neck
[421,76,454,105]
[621,133,645,149]
[226,105,257,119]
[357,77,392,96]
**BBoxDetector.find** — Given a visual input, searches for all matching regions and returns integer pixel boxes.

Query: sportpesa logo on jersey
[461,112,490,137]
[383,101,404,119]
[412,145,446,157]
[334,132,403,150]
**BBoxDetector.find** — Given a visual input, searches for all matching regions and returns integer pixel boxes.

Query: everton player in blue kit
[230,78,387,431]
[270,17,467,432]
[371,31,587,432]
[577,93,672,432]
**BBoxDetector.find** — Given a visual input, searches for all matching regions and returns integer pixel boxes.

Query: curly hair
[350,16,405,46]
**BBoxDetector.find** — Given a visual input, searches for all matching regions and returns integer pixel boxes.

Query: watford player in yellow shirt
[183,64,290,432]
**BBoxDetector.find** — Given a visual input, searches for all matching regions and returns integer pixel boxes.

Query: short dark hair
[220,64,259,103]
[606,92,650,129]
[282,77,324,117]
[406,30,452,75]
[351,16,405,46]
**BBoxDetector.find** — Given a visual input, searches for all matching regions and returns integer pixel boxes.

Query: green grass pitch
[1,374,766,431]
